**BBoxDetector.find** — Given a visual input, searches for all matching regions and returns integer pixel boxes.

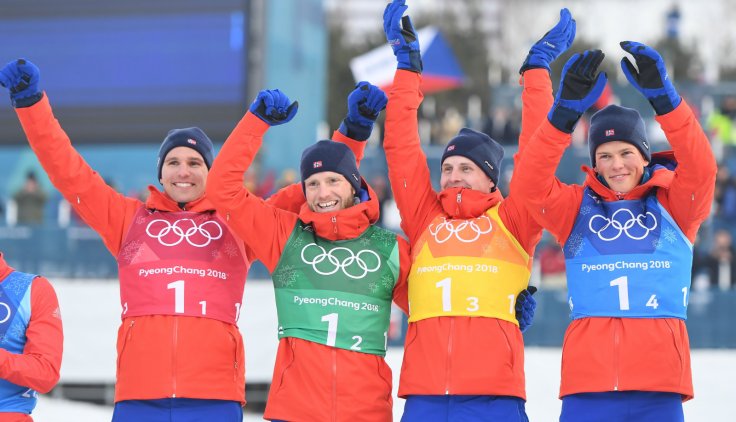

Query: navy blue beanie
[157,127,215,182]
[300,140,361,194]
[588,105,651,167]
[441,128,505,185]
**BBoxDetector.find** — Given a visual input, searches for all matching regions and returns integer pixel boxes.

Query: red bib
[118,208,249,324]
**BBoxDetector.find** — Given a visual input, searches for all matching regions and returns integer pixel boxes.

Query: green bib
[272,223,400,356]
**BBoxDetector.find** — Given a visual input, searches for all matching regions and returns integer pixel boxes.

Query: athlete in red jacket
[514,45,716,421]
[0,59,367,421]
[206,88,411,422]
[0,254,63,422]
[382,2,576,420]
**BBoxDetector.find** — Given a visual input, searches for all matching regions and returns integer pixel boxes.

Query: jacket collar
[438,187,503,219]
[582,151,676,201]
[144,185,216,213]
[297,179,379,241]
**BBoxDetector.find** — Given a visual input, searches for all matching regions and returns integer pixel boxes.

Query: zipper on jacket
[76,195,80,204]
[613,319,620,391]
[445,318,454,395]
[454,193,462,216]
[172,317,178,398]
[331,216,338,235]
[332,348,338,422]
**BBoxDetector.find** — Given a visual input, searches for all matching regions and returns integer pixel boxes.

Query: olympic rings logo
[300,243,381,279]
[428,216,493,244]
[588,209,657,241]
[146,218,223,247]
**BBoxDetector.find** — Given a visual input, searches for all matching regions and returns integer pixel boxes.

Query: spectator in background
[693,229,736,290]
[707,96,736,161]
[482,106,521,146]
[0,251,63,421]
[537,242,567,289]
[714,165,736,220]
[707,96,736,147]
[12,171,47,225]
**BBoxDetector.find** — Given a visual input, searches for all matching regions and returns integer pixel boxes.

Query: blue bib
[564,189,692,320]
[0,271,38,413]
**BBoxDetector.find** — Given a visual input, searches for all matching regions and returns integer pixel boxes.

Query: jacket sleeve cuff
[15,92,53,127]
[332,129,366,163]
[654,99,693,132]
[518,68,552,89]
[242,111,271,136]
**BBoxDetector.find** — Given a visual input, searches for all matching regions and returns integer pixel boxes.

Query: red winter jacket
[0,254,63,421]
[206,112,411,422]
[513,101,717,400]
[383,69,550,399]
[14,95,312,405]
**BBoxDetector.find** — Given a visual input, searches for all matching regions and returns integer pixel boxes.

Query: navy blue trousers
[111,398,243,422]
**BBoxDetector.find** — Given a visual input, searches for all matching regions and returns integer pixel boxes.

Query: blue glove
[620,41,681,115]
[249,89,298,126]
[548,49,608,133]
[338,81,388,141]
[383,0,422,73]
[520,8,576,74]
[0,58,43,108]
[515,286,537,333]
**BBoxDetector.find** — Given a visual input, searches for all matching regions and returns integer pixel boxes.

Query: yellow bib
[408,206,531,324]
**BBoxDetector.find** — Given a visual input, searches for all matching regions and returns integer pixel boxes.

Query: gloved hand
[548,49,608,133]
[338,81,388,141]
[383,0,422,73]
[0,58,44,108]
[620,41,681,115]
[520,8,576,74]
[249,89,298,126]
[515,286,538,333]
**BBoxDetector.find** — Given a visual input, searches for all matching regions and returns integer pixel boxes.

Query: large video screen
[0,0,250,144]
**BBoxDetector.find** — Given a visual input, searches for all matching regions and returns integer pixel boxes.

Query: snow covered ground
[30,347,736,421]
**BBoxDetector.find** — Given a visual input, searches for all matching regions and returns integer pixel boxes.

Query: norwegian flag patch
[313,161,323,168]
[187,138,197,145]
[605,129,615,137]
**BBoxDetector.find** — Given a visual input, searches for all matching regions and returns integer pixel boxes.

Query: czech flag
[350,26,465,94]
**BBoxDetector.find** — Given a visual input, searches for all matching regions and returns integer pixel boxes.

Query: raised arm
[505,8,576,250]
[516,8,576,155]
[382,0,442,243]
[206,89,300,271]
[514,50,608,242]
[619,41,717,240]
[0,59,140,256]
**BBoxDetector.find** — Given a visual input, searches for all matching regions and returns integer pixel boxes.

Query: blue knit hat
[588,105,651,167]
[441,128,505,185]
[157,127,215,182]
[300,140,361,193]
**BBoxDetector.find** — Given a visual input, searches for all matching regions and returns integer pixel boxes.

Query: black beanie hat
[300,140,361,194]
[441,128,505,185]
[157,127,215,182]
[588,105,651,167]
